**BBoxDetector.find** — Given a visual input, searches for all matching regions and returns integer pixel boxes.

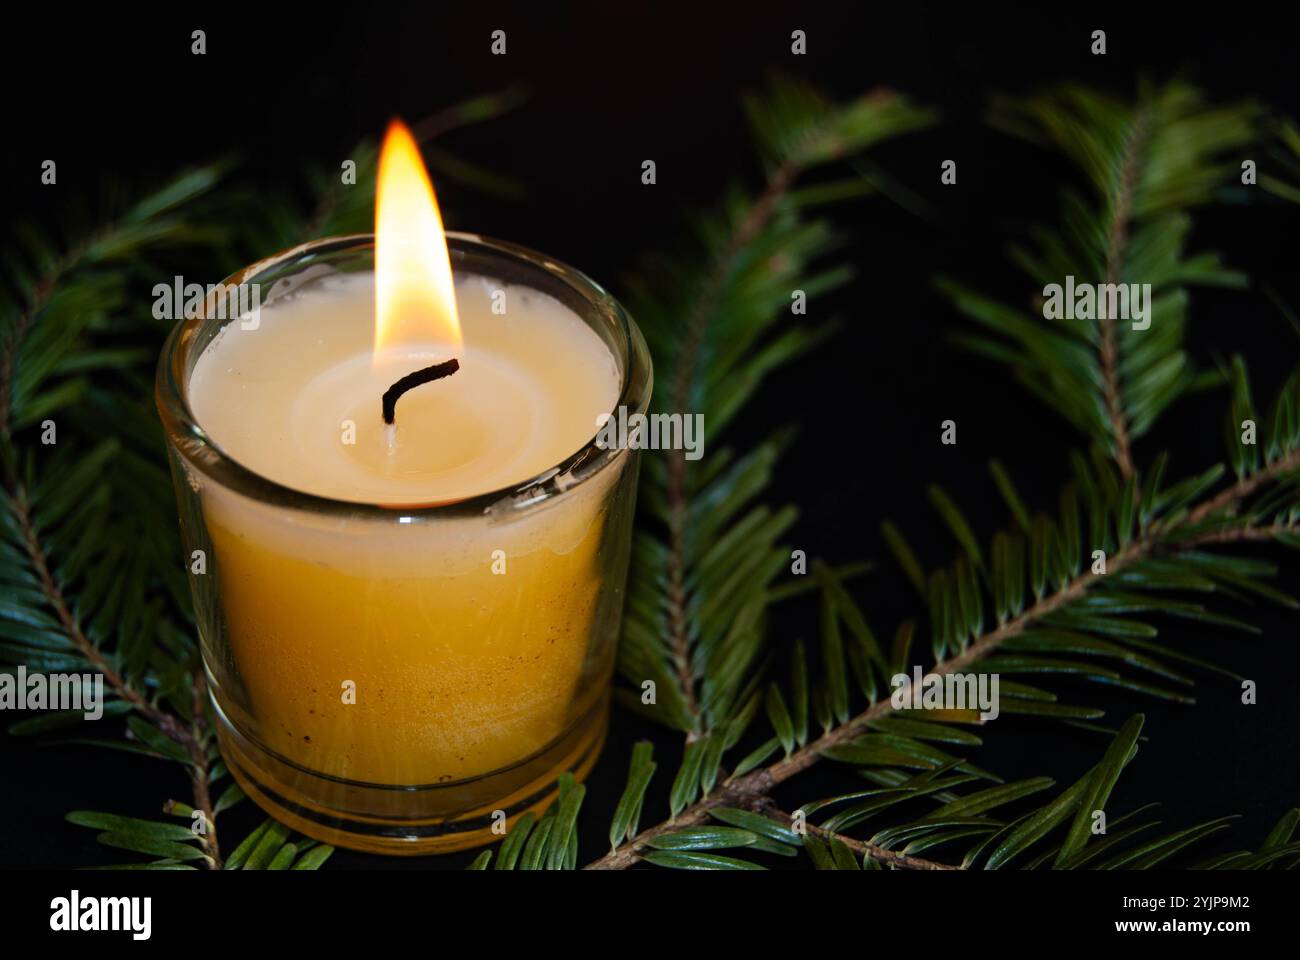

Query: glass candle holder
[155,234,651,855]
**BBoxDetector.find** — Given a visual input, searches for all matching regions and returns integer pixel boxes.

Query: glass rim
[155,231,653,520]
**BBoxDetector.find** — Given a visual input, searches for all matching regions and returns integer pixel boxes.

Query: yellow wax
[192,274,618,505]
[188,274,623,785]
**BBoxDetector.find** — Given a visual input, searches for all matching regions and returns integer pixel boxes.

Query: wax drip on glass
[374,118,463,446]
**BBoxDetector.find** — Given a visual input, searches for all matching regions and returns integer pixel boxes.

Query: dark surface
[2,4,1299,869]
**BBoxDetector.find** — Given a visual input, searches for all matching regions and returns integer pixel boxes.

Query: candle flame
[374,119,462,355]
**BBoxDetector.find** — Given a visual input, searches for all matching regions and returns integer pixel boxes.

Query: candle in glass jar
[183,122,623,791]
[188,274,620,786]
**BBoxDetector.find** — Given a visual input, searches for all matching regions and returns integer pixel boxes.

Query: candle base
[214,690,609,857]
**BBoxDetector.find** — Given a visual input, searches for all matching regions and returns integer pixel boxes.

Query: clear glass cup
[156,233,651,854]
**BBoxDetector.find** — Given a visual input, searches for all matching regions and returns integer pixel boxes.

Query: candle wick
[381,358,460,425]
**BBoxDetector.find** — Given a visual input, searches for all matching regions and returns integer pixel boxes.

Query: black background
[2,3,1298,870]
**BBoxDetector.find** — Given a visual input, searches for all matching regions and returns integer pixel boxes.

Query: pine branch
[584,712,1299,872]
[754,800,963,871]
[1097,106,1150,479]
[1260,117,1300,203]
[9,486,221,857]
[184,674,220,866]
[942,81,1261,468]
[0,271,55,444]
[0,177,235,864]
[9,484,148,717]
[622,78,934,741]
[4,420,225,869]
[586,445,1300,869]
[1185,449,1300,524]
[662,161,798,729]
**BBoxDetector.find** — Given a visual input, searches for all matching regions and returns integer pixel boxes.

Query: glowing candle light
[160,120,649,853]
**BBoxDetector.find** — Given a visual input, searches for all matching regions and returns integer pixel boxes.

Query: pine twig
[754,800,963,871]
[9,479,224,866]
[1176,522,1300,547]
[1,232,225,868]
[587,450,1300,870]
[663,161,799,735]
[661,102,874,736]
[0,244,83,442]
[1098,108,1150,481]
[186,674,220,866]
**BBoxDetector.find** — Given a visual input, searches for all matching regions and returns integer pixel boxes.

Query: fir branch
[183,674,220,866]
[662,161,797,729]
[0,170,233,866]
[754,801,963,871]
[7,484,220,856]
[623,78,934,740]
[9,484,149,717]
[1177,522,1300,547]
[1097,106,1149,479]
[1260,118,1300,202]
[2,422,227,869]
[1184,447,1300,525]
[943,81,1261,467]
[0,273,53,444]
[587,446,1300,869]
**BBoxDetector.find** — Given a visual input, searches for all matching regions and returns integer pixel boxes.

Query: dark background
[3,3,1298,869]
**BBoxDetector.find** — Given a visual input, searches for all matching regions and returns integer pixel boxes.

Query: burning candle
[157,121,651,853]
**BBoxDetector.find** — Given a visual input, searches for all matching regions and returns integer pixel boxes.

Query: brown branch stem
[1097,109,1150,481]
[186,674,221,866]
[1182,448,1300,527]
[755,800,963,870]
[662,160,800,737]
